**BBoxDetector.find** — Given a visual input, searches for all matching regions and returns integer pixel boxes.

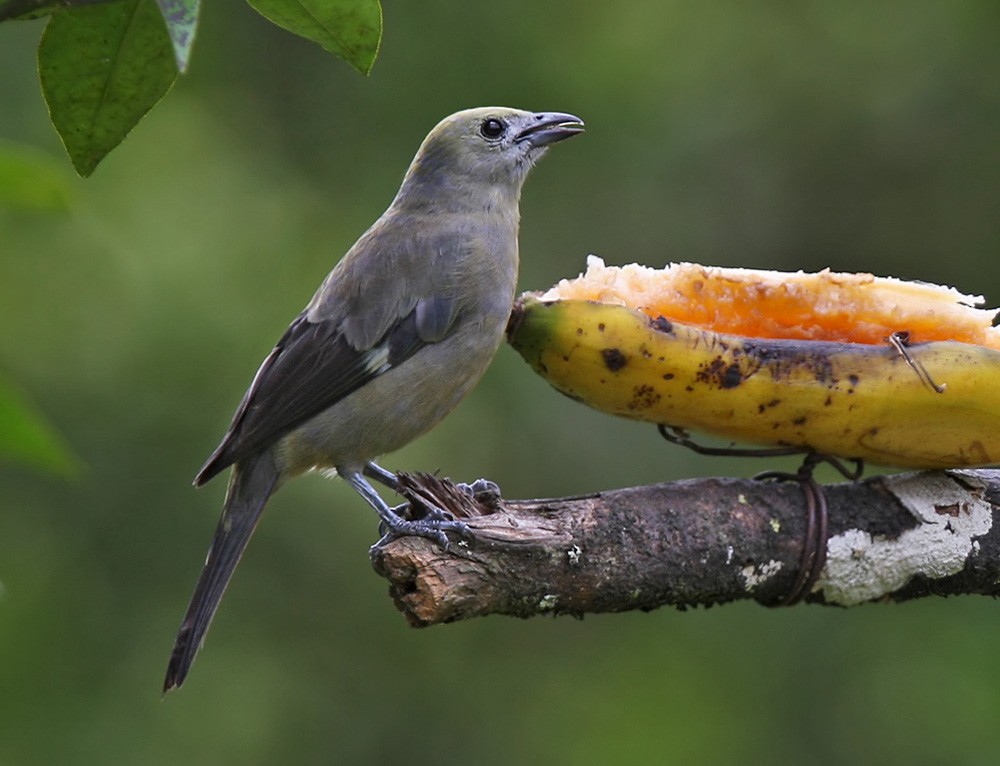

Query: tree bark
[369,469,1000,626]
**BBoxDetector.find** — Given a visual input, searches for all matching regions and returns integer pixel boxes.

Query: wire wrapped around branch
[369,469,1000,626]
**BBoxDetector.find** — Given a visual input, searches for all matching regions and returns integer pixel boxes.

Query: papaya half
[506,257,1000,469]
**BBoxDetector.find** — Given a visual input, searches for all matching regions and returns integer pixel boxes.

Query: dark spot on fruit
[662,373,675,381]
[696,357,723,383]
[720,363,742,389]
[576,327,583,336]
[598,323,606,332]
[601,348,627,371]
[696,357,743,389]
[739,340,838,386]
[792,415,807,426]
[685,385,694,392]
[848,374,859,387]
[629,384,661,410]
[651,316,673,333]
[824,394,832,406]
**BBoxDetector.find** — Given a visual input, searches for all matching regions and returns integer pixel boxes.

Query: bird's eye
[479,118,506,140]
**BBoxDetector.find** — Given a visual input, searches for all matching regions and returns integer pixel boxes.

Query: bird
[163,106,585,691]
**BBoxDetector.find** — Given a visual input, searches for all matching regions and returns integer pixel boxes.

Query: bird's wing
[307,215,462,348]
[194,290,459,485]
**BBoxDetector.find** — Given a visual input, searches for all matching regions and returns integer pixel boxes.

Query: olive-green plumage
[164,107,584,691]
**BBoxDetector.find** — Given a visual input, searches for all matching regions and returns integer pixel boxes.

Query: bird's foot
[370,503,471,553]
[456,477,501,500]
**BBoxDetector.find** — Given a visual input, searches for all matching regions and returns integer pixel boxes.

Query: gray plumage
[164,107,584,691]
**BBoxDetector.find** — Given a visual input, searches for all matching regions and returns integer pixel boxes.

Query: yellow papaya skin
[507,296,1000,469]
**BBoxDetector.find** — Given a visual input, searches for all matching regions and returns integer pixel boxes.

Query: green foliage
[0,371,80,476]
[38,0,178,177]
[248,0,381,75]
[0,0,382,174]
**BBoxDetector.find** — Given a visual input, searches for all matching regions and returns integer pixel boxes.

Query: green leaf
[154,0,199,72]
[0,372,81,478]
[38,0,178,177]
[0,141,74,211]
[247,0,382,75]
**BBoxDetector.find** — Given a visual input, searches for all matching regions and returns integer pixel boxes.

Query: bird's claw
[378,500,454,530]
[456,477,501,500]
[370,476,496,552]
[371,506,472,553]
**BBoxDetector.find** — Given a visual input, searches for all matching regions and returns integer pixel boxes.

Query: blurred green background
[2,2,1000,764]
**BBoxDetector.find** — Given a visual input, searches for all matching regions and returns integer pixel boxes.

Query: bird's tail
[163,451,280,693]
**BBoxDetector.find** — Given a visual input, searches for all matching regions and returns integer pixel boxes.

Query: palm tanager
[163,107,585,691]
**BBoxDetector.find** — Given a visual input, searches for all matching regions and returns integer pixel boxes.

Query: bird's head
[398,107,585,204]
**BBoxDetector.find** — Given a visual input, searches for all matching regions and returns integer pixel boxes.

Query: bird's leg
[344,470,470,551]
[366,460,500,513]
[368,460,499,498]
[363,461,457,524]
[364,461,400,491]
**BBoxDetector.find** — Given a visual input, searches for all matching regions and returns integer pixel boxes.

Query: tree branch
[369,469,1000,626]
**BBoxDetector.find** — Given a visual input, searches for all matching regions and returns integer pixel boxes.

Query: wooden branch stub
[369,470,1000,626]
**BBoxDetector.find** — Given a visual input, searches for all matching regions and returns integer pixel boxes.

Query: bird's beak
[514,112,585,147]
